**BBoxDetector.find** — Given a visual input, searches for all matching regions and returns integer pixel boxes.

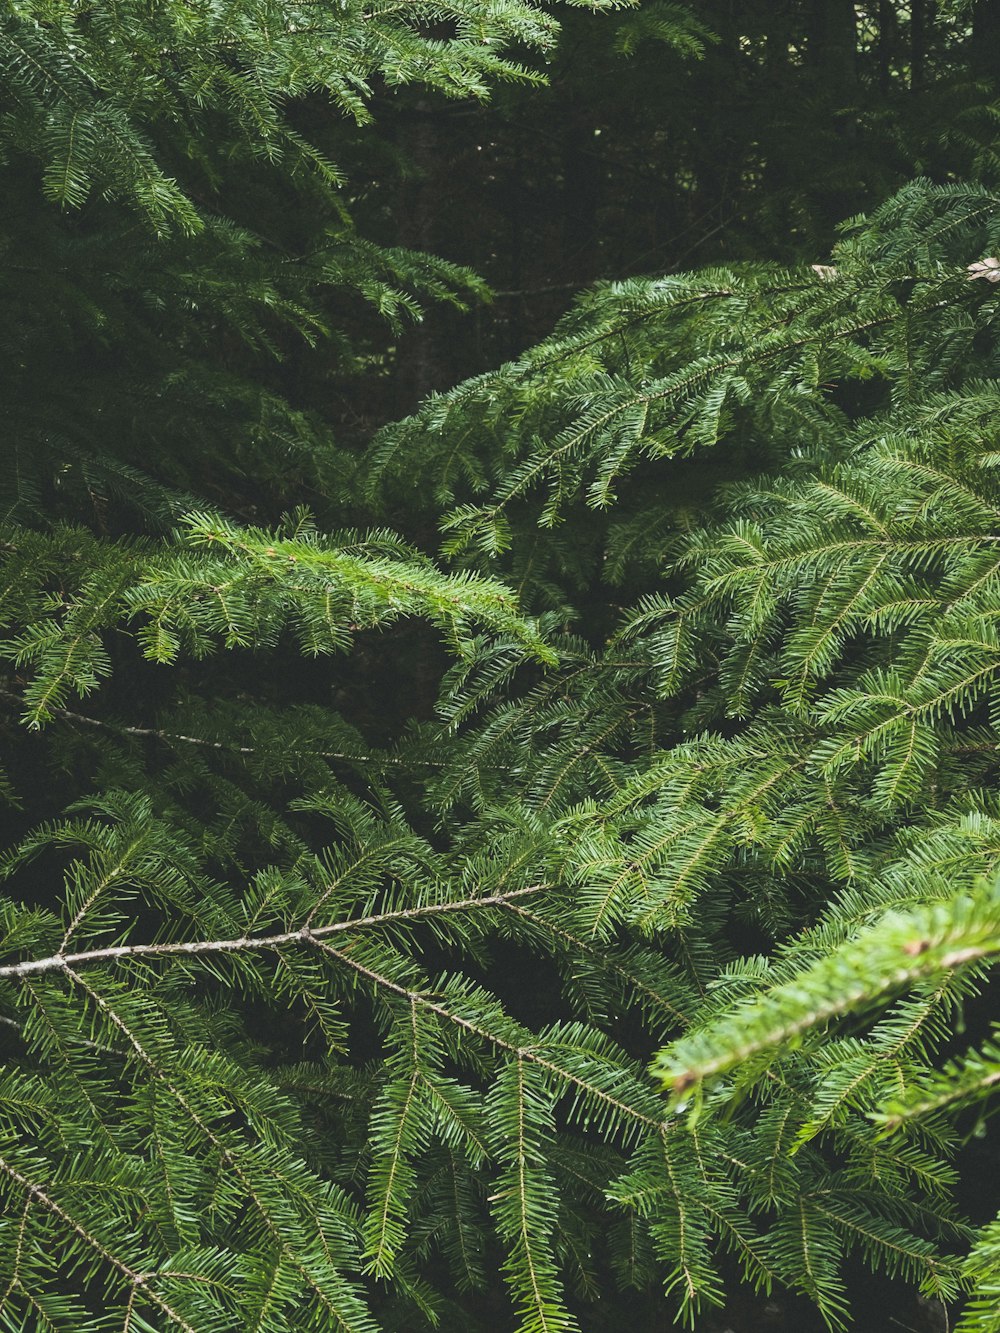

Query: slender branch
[0,688,440,769]
[0,886,545,981]
[501,902,691,1025]
[492,282,582,299]
[62,966,363,1332]
[0,1154,197,1331]
[306,932,665,1133]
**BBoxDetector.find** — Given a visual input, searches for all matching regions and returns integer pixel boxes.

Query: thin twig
[0,1154,197,1331]
[0,687,442,769]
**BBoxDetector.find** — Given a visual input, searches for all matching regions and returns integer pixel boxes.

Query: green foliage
[363,179,1000,1326]
[8,1,1000,1330]
[0,512,553,726]
[2,0,609,539]
[8,174,1000,1329]
[1,0,578,232]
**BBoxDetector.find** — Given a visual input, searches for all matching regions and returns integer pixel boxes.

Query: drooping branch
[500,901,692,1027]
[61,964,373,1329]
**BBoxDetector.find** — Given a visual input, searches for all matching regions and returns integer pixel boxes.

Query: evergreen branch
[62,965,379,1332]
[874,1029,1000,1133]
[0,1154,198,1331]
[796,982,953,1147]
[0,887,545,980]
[307,936,666,1134]
[5,695,441,770]
[501,903,693,1026]
[654,887,1000,1096]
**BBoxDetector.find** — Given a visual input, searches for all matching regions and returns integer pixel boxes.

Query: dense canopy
[5,3,1000,1332]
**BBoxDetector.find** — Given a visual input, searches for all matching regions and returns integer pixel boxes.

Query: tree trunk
[809,0,857,93]
[764,0,793,72]
[911,0,936,91]
[394,100,446,413]
[973,0,1000,79]
[561,102,602,285]
[808,0,857,137]
[686,2,741,263]
[878,0,897,93]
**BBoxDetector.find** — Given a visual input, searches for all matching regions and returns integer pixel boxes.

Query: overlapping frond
[10,154,1000,1330]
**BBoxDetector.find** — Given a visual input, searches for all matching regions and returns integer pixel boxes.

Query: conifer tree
[365,178,1000,1328]
[6,3,1000,1333]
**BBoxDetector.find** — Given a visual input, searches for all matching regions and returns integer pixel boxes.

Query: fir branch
[0,887,545,981]
[0,1154,198,1331]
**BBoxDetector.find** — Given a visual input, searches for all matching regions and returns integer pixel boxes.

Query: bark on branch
[0,887,545,980]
